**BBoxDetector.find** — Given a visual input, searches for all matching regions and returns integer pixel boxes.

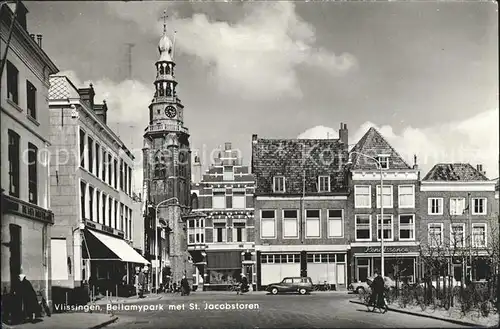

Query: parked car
[348,276,395,294]
[266,277,313,295]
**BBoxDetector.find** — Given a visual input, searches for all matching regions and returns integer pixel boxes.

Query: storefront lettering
[364,247,409,254]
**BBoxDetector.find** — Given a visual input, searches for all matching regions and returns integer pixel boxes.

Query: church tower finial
[161,9,168,34]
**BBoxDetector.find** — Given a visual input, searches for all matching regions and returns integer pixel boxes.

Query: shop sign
[364,247,409,254]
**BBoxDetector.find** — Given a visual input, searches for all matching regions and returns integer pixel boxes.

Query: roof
[422,163,489,181]
[350,127,411,170]
[252,138,348,195]
[48,76,80,99]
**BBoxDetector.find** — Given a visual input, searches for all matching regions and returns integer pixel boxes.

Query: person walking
[181,275,190,296]
[240,273,249,294]
[138,268,146,298]
[370,271,385,308]
[17,273,42,322]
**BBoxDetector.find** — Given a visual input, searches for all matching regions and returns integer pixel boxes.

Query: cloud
[106,2,357,100]
[59,70,151,193]
[297,125,339,139]
[298,108,499,178]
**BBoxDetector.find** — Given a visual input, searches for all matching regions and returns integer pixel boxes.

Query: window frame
[377,155,390,170]
[260,209,276,239]
[28,143,38,204]
[7,61,19,104]
[449,197,466,216]
[427,198,444,215]
[398,185,415,208]
[232,192,246,209]
[26,80,37,119]
[472,198,487,215]
[472,223,487,248]
[355,214,372,242]
[428,223,444,248]
[398,214,415,241]
[327,209,343,238]
[282,209,299,239]
[354,185,371,209]
[376,185,393,208]
[317,175,331,192]
[376,214,394,241]
[212,192,226,209]
[8,130,21,198]
[273,176,286,193]
[305,209,321,238]
[450,223,465,249]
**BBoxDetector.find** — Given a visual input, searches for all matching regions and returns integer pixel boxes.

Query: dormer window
[377,155,389,169]
[273,176,285,193]
[318,176,330,192]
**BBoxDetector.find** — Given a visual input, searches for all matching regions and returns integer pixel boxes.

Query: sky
[25,1,499,192]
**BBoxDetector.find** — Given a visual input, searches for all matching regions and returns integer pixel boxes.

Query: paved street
[106,292,466,328]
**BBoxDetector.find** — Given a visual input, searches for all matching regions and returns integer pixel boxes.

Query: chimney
[477,164,486,176]
[36,34,42,48]
[339,123,348,145]
[413,154,419,170]
[78,83,95,109]
[224,142,232,151]
[30,34,35,41]
[252,134,258,144]
[192,155,202,184]
[93,100,108,124]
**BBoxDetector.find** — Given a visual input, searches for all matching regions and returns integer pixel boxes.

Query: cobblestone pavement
[2,313,117,329]
[106,293,467,328]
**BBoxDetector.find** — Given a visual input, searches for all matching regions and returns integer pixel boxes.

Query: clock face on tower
[165,106,177,118]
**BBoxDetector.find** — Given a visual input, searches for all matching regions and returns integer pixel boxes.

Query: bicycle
[366,291,388,314]
[228,284,241,294]
[37,289,51,317]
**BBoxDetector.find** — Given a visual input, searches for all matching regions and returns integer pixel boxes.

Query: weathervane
[161,9,168,33]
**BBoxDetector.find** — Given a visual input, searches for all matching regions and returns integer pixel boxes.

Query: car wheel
[357,287,365,294]
[271,287,279,295]
[299,288,307,295]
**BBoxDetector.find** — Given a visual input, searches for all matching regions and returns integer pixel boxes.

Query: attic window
[318,176,330,192]
[377,156,389,170]
[273,176,285,193]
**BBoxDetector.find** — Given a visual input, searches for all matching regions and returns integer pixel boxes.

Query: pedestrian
[181,275,190,296]
[369,271,385,308]
[240,273,249,294]
[138,268,146,298]
[16,273,42,322]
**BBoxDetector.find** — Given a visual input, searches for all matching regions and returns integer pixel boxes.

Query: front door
[9,224,21,291]
[245,265,253,284]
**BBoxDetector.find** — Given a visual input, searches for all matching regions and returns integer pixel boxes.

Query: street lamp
[149,197,179,293]
[347,151,385,277]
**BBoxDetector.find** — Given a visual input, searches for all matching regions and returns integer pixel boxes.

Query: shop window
[336,254,345,263]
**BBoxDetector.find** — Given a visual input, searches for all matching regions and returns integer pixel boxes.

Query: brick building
[419,163,498,282]
[1,1,58,308]
[48,76,148,302]
[348,127,420,283]
[190,143,256,291]
[252,124,350,290]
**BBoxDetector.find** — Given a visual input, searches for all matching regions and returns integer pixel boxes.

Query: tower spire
[161,10,168,34]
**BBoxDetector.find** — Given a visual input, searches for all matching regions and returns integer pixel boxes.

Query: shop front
[350,245,420,284]
[204,251,242,290]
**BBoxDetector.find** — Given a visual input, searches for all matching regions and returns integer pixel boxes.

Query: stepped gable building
[420,163,497,282]
[142,13,192,286]
[189,142,256,291]
[348,127,420,284]
[252,123,350,291]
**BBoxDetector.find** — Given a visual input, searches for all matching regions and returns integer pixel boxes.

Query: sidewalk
[2,313,118,329]
[349,299,498,328]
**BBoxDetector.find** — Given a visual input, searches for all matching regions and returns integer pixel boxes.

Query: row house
[419,163,498,282]
[252,124,350,290]
[190,143,256,291]
[348,127,420,283]
[48,76,148,303]
[1,1,59,309]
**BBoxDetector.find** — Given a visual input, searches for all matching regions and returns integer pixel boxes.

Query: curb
[87,315,118,329]
[349,300,485,328]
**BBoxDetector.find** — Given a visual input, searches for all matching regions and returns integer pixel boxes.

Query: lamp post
[149,197,179,293]
[348,151,385,277]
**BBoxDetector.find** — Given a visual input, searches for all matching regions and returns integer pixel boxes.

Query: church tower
[143,11,192,285]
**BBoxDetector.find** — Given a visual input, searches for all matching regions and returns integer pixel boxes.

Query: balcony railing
[1,193,54,224]
[144,123,189,134]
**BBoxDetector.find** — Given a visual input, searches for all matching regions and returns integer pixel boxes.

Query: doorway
[9,224,22,291]
[245,265,253,284]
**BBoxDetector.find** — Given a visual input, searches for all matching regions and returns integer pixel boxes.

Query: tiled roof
[350,127,411,170]
[252,138,348,195]
[423,163,489,181]
[48,76,80,100]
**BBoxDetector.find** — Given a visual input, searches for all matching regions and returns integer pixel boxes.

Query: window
[355,214,371,241]
[88,137,94,173]
[107,154,112,185]
[472,224,486,247]
[79,129,85,168]
[398,185,415,208]
[128,167,132,195]
[101,193,106,225]
[96,190,101,224]
[26,81,37,119]
[80,181,86,219]
[114,200,118,228]
[472,198,487,215]
[283,210,298,238]
[120,203,124,230]
[377,156,389,169]
[232,192,245,209]
[215,224,226,242]
[7,61,19,104]
[95,144,100,179]
[428,223,443,247]
[27,143,38,204]
[376,214,393,241]
[234,224,245,242]
[376,185,393,208]
[305,210,320,238]
[88,186,94,221]
[428,198,443,215]
[318,176,330,192]
[450,198,466,216]
[108,197,112,226]
[212,192,225,209]
[450,224,465,248]
[261,210,276,238]
[328,210,343,238]
[399,215,415,240]
[354,186,371,208]
[273,176,285,193]
[102,151,107,181]
[113,159,118,189]
[8,130,20,197]
[120,160,124,190]
[223,166,234,181]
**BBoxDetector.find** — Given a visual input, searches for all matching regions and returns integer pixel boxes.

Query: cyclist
[369,271,386,308]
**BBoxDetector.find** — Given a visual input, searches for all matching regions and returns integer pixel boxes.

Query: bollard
[92,286,95,302]
[106,290,109,302]
[65,292,68,307]
[116,285,118,302]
